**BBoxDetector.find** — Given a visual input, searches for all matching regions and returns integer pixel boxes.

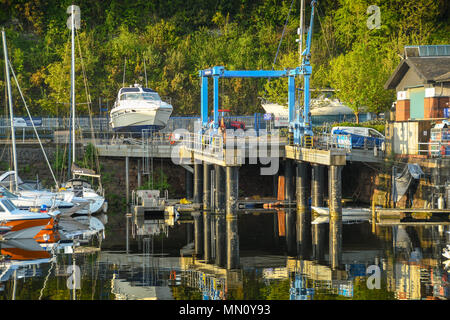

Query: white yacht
[0,198,59,240]
[110,84,173,133]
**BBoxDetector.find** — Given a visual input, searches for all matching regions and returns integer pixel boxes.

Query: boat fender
[169,133,176,145]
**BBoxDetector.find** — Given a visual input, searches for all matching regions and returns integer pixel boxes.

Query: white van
[331,126,384,139]
[331,126,385,149]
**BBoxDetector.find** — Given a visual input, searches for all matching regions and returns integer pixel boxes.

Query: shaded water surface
[0,210,449,300]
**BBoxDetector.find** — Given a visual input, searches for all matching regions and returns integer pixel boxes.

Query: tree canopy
[0,0,449,118]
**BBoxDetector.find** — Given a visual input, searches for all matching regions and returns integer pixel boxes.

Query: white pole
[71,7,76,172]
[2,29,19,191]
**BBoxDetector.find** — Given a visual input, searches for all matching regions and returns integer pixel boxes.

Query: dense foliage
[0,0,449,119]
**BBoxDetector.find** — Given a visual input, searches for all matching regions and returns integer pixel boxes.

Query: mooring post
[226,166,239,270]
[125,156,129,205]
[193,162,203,204]
[296,161,312,258]
[192,212,204,258]
[329,165,343,269]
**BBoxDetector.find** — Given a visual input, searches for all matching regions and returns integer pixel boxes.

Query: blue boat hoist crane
[198,0,317,146]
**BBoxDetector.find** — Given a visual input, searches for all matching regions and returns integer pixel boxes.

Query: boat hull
[110,108,172,132]
[2,217,51,239]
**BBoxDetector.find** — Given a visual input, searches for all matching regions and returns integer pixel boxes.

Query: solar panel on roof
[405,45,450,57]
[120,87,140,93]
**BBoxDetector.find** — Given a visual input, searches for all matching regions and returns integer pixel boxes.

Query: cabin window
[2,199,16,212]
[120,93,160,101]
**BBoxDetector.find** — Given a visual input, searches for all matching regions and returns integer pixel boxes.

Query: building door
[409,87,425,119]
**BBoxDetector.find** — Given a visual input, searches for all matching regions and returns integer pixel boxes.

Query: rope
[75,30,102,191]
[263,0,296,99]
[38,243,58,300]
[8,61,59,188]
[316,6,332,59]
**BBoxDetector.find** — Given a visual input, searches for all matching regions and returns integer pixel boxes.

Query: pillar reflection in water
[192,212,203,258]
[285,209,296,255]
[203,211,212,263]
[312,223,327,263]
[215,165,227,266]
[226,166,239,270]
[296,161,312,259]
[193,163,203,204]
[329,165,343,270]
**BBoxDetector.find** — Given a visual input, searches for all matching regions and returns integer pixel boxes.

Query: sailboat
[59,5,106,215]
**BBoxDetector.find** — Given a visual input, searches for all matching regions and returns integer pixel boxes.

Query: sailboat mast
[1,29,19,191]
[70,6,76,174]
[299,0,305,65]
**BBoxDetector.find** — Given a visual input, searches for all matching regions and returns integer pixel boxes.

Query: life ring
[169,133,176,145]
[440,144,446,156]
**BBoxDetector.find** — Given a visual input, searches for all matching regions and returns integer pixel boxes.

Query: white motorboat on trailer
[110,84,173,133]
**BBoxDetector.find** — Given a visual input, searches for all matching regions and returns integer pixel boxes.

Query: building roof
[384,56,450,90]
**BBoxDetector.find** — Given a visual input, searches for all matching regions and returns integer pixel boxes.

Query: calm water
[0,210,449,300]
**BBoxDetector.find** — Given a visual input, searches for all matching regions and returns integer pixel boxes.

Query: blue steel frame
[198,0,316,146]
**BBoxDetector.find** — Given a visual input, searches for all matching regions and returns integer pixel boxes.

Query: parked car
[331,126,385,149]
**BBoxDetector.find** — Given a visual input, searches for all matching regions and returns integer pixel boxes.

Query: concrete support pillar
[185,169,193,199]
[285,159,295,204]
[203,164,212,210]
[192,212,203,258]
[215,165,225,212]
[296,161,312,259]
[311,164,324,207]
[329,165,343,269]
[193,163,203,204]
[226,166,239,270]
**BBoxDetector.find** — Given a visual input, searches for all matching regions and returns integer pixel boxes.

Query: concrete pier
[329,165,343,269]
[193,163,203,204]
[226,166,239,270]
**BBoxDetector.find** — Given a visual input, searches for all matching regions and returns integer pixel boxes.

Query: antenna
[122,57,127,87]
[143,55,148,87]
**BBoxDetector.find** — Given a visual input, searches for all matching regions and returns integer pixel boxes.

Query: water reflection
[0,206,448,300]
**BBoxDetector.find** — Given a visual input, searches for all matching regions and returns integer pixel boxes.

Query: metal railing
[418,141,450,158]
